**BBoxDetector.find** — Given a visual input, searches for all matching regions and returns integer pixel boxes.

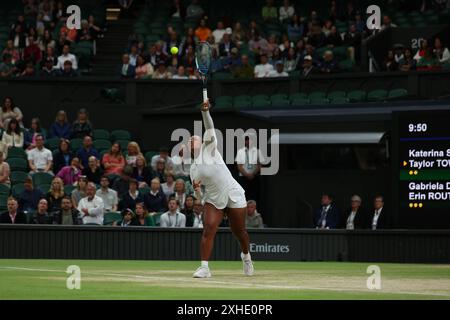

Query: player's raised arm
[200,100,216,147]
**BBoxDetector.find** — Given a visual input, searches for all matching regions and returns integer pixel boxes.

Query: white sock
[242,252,251,260]
[201,260,209,268]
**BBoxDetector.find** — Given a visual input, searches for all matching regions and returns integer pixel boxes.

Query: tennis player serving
[189,99,254,278]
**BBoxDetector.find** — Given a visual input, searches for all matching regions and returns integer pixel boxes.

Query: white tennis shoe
[193,266,212,278]
[241,252,254,276]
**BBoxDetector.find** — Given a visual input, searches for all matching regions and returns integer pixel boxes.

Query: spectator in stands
[326,26,342,48]
[344,195,368,230]
[370,195,390,230]
[160,198,186,227]
[19,61,37,77]
[246,200,264,228]
[2,119,24,149]
[18,175,44,213]
[0,197,27,224]
[152,63,172,79]
[46,177,66,213]
[55,44,78,70]
[249,31,270,56]
[56,157,81,186]
[151,147,173,171]
[189,198,203,228]
[232,54,254,79]
[128,45,138,67]
[135,54,154,79]
[283,47,299,73]
[212,21,227,44]
[393,44,405,63]
[147,178,167,213]
[414,39,429,61]
[114,208,135,227]
[59,18,78,42]
[236,135,262,204]
[102,142,125,175]
[49,110,72,140]
[0,54,18,78]
[161,170,175,199]
[2,40,21,65]
[23,35,42,65]
[343,24,362,62]
[0,97,24,129]
[71,108,93,139]
[218,33,236,57]
[24,117,46,152]
[53,196,81,225]
[398,48,417,72]
[170,0,185,19]
[125,141,142,167]
[417,47,440,71]
[301,55,319,76]
[28,134,53,175]
[134,202,155,226]
[57,60,79,77]
[222,47,242,72]
[186,0,204,19]
[132,155,152,187]
[121,178,144,211]
[262,0,278,21]
[314,193,340,229]
[287,14,305,43]
[195,19,212,42]
[254,54,274,78]
[433,37,450,64]
[119,53,136,78]
[31,198,52,224]
[53,139,74,175]
[383,49,398,71]
[308,22,327,48]
[76,136,99,169]
[71,175,88,208]
[0,152,11,186]
[231,22,246,47]
[320,50,339,73]
[78,182,104,225]
[9,25,27,52]
[381,15,397,30]
[40,30,56,52]
[53,1,67,22]
[172,66,189,79]
[96,176,118,213]
[322,20,333,37]
[82,156,103,185]
[112,165,134,200]
[171,178,189,210]
[279,0,295,22]
[76,20,93,43]
[268,60,289,77]
[153,158,167,183]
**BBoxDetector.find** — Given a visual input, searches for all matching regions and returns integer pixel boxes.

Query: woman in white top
[161,170,175,198]
[189,100,254,278]
[1,118,24,149]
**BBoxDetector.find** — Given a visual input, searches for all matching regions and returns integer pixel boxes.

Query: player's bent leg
[193,202,223,278]
[227,207,254,276]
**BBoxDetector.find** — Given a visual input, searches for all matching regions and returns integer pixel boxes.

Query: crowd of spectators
[0,0,104,78]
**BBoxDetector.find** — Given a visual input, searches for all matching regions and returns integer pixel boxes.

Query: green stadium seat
[0,184,10,195]
[271,99,291,107]
[290,98,310,106]
[388,88,409,99]
[116,140,130,151]
[332,46,348,60]
[32,172,54,187]
[367,89,388,102]
[270,94,288,101]
[145,215,155,226]
[234,100,252,109]
[252,94,269,101]
[64,184,76,195]
[310,98,330,104]
[339,59,355,72]
[308,91,327,99]
[153,212,163,226]
[70,138,83,151]
[216,96,233,105]
[290,92,308,100]
[327,91,347,100]
[37,184,51,194]
[212,72,233,80]
[44,137,60,151]
[93,129,110,140]
[144,151,159,164]
[0,194,8,211]
[111,130,131,141]
[347,90,366,102]
[330,97,350,104]
[93,139,112,152]
[252,100,271,108]
[7,158,28,172]
[103,211,122,225]
[10,171,28,185]
[7,147,27,160]
[12,184,25,198]
[139,186,151,195]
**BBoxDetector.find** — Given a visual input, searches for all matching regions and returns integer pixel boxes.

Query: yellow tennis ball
[170,47,179,55]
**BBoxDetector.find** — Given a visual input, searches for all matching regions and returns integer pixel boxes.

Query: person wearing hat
[301,55,319,76]
[268,60,288,77]
[114,208,137,227]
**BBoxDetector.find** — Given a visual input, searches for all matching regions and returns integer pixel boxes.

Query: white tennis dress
[190,110,247,210]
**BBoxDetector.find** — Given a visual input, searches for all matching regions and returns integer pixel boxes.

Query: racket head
[195,41,212,76]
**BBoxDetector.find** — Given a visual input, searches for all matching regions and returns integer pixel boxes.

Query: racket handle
[202,88,208,103]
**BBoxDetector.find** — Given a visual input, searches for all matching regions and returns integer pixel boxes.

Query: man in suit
[370,195,391,230]
[118,53,135,79]
[0,197,27,224]
[314,193,340,229]
[343,194,368,230]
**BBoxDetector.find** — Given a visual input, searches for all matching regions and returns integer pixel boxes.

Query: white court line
[1,266,450,298]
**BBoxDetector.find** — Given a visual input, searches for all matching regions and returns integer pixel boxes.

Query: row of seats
[214,88,409,108]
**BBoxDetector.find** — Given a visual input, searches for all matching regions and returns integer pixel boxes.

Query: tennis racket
[195,41,212,103]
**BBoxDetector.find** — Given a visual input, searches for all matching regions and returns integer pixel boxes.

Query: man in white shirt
[268,61,289,77]
[78,182,104,225]
[160,198,186,227]
[28,134,53,175]
[172,66,189,79]
[212,21,226,44]
[254,54,274,78]
[279,0,295,22]
[96,176,118,212]
[55,44,78,70]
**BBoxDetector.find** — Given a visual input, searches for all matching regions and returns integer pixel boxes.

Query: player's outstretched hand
[201,100,210,112]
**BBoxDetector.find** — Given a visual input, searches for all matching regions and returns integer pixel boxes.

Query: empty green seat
[271,99,291,107]
[234,95,251,102]
[37,184,51,194]
[212,72,233,80]
[32,172,54,187]
[216,96,233,104]
[331,97,350,104]
[144,151,159,164]
[308,91,327,99]
[290,92,308,100]
[44,138,60,151]
[234,100,252,108]
[270,94,288,101]
[339,59,355,72]
[10,171,28,185]
[310,98,330,104]
[93,139,112,152]
[347,90,366,102]
[12,184,25,198]
[116,140,130,150]
[388,88,408,99]
[103,212,122,225]
[290,98,310,105]
[145,215,156,226]
[332,46,348,60]
[0,194,8,211]
[7,158,28,172]
[0,184,10,195]
[252,94,269,101]
[70,138,83,151]
[367,89,388,102]
[252,100,271,108]
[111,130,131,141]
[153,212,163,226]
[64,185,76,195]
[7,147,27,160]
[327,91,346,100]
[139,186,151,195]
[93,129,110,140]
